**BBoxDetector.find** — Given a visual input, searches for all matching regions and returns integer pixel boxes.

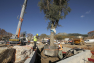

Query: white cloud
[86,10,91,14]
[81,15,85,18]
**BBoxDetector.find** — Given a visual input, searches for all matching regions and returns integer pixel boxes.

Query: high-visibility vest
[34,36,37,41]
[59,44,63,50]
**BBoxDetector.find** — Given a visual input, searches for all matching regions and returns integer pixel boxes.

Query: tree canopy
[54,35,63,40]
[0,28,12,40]
[38,0,71,29]
[27,33,33,40]
[39,34,48,39]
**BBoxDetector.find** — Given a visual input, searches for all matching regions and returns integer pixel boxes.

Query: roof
[88,31,94,34]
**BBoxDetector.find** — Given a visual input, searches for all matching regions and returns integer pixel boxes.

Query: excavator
[6,0,30,46]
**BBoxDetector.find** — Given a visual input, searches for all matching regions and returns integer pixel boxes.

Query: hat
[36,34,38,36]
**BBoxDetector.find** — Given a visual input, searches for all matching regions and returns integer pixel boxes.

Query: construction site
[0,40,94,63]
[0,0,94,63]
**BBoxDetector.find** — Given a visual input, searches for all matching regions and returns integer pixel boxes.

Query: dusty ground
[62,43,94,59]
[35,43,94,63]
[35,43,60,63]
[0,42,94,63]
[41,51,59,63]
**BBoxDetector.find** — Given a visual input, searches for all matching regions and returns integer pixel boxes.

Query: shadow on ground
[34,46,62,63]
[34,48,41,63]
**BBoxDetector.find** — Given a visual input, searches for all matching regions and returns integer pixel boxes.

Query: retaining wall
[24,50,36,63]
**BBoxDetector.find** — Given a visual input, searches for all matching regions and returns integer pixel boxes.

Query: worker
[58,43,63,59]
[33,34,38,49]
[47,38,50,45]
[58,42,63,51]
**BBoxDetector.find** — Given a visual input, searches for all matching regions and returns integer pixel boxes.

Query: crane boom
[16,0,28,38]
[8,0,29,46]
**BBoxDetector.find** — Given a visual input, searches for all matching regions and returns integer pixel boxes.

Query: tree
[27,33,33,41]
[7,32,12,37]
[39,34,48,39]
[54,35,63,40]
[0,28,13,40]
[38,0,71,46]
[0,29,7,37]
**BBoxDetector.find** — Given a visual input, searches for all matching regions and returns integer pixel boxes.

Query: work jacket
[58,44,63,50]
[34,36,37,41]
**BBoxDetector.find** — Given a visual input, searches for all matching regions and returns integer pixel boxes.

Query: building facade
[88,31,94,37]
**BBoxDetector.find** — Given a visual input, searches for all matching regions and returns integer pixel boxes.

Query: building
[76,36,83,38]
[88,31,94,37]
[42,38,50,41]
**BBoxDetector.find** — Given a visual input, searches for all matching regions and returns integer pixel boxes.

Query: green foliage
[38,0,71,29]
[54,35,63,40]
[68,33,88,37]
[39,34,48,39]
[55,33,88,40]
[0,28,12,40]
[27,33,33,40]
[82,34,88,37]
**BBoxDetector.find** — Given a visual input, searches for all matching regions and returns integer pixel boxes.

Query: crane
[16,0,27,38]
[7,0,29,45]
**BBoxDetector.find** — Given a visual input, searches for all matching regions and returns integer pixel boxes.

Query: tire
[24,42,26,45]
[71,42,73,45]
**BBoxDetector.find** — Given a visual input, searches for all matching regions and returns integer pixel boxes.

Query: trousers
[34,41,36,49]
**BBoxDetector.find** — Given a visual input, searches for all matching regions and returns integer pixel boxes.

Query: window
[23,38,26,41]
[85,40,89,41]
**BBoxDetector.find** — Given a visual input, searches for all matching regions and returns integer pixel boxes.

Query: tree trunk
[50,31,54,46]
[50,24,55,46]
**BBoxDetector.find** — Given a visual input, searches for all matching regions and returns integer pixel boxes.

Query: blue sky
[0,0,94,36]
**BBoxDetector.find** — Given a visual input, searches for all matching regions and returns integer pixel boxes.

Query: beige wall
[88,32,94,37]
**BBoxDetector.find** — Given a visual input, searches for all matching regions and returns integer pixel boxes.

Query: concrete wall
[57,50,92,63]
[24,51,36,63]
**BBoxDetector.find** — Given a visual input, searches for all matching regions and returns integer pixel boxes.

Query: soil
[35,43,94,63]
[40,51,59,63]
[0,43,94,63]
[91,55,94,59]
[35,45,60,63]
[62,43,94,59]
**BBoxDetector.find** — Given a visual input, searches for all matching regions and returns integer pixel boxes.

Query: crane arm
[16,0,28,38]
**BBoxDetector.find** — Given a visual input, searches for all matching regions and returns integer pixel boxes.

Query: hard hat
[36,34,38,36]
